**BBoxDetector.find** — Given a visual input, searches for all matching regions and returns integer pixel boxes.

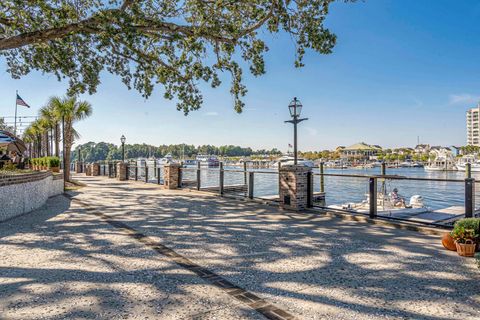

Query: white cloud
[448,94,480,105]
[204,111,219,116]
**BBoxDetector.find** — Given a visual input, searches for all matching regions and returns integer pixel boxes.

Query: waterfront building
[429,146,453,159]
[450,146,461,157]
[414,144,431,155]
[466,105,480,146]
[340,142,382,161]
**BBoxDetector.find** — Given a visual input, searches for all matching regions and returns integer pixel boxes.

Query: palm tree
[37,117,51,156]
[28,120,44,157]
[49,96,92,181]
[40,104,61,157]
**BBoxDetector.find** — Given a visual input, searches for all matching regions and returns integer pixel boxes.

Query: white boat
[457,162,480,172]
[455,155,480,172]
[272,155,315,168]
[158,153,173,165]
[328,192,430,216]
[424,157,456,171]
[196,154,220,167]
[325,160,348,169]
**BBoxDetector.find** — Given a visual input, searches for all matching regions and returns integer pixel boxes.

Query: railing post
[196,162,201,190]
[157,167,161,184]
[178,165,183,188]
[381,162,386,176]
[219,162,224,195]
[465,178,475,218]
[243,161,247,185]
[466,163,472,179]
[319,162,324,193]
[153,160,157,178]
[369,177,377,219]
[307,171,313,208]
[145,164,149,183]
[135,165,138,181]
[248,172,254,199]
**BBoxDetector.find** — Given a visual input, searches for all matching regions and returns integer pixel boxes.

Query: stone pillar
[164,163,181,189]
[116,162,128,181]
[85,164,93,176]
[75,161,83,174]
[92,163,100,176]
[279,164,312,211]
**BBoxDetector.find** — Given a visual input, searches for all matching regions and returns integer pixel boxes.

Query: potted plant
[451,226,478,257]
[49,157,60,173]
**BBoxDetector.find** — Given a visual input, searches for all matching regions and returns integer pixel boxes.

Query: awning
[0,131,27,154]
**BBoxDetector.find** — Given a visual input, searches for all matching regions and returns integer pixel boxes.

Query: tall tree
[0,0,350,114]
[50,96,92,181]
[40,104,61,157]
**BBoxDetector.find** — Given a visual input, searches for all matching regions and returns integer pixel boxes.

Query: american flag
[16,94,30,108]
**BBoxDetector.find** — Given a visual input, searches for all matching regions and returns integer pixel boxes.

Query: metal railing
[76,160,477,228]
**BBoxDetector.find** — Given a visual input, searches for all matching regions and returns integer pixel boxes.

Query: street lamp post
[120,135,126,162]
[285,97,308,165]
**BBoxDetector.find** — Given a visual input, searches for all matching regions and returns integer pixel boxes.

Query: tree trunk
[63,119,73,181]
[54,123,60,157]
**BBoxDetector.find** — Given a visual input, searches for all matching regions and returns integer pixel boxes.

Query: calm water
[132,163,479,211]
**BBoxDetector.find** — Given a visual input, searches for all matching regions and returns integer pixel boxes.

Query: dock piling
[248,172,254,199]
[466,163,472,179]
[219,162,224,195]
[319,162,325,193]
[196,162,201,191]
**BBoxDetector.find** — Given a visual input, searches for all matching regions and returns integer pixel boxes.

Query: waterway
[149,165,479,211]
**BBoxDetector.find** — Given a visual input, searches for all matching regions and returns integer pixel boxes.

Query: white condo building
[467,106,480,146]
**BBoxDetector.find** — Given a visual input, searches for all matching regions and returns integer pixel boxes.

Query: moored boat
[271,155,315,168]
[196,154,220,167]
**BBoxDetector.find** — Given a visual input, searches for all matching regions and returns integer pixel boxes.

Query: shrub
[48,157,60,168]
[2,163,18,171]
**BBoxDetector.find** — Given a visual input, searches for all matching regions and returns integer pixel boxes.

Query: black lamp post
[120,135,126,162]
[284,97,308,165]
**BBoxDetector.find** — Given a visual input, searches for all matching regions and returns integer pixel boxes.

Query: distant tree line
[71,142,282,162]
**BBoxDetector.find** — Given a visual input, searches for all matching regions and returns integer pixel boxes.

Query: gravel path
[0,175,479,320]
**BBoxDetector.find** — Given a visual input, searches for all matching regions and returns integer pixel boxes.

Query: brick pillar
[92,163,100,176]
[279,164,312,211]
[85,164,93,176]
[75,161,83,174]
[116,162,128,181]
[164,163,181,189]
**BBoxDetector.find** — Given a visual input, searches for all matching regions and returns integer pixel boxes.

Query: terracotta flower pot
[455,240,476,257]
[50,167,60,173]
[442,233,457,251]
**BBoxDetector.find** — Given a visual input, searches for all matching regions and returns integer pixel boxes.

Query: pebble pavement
[0,175,479,319]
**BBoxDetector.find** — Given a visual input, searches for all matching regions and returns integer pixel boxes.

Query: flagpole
[14,90,18,135]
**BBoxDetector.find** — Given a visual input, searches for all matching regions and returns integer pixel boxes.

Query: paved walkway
[0,175,479,320]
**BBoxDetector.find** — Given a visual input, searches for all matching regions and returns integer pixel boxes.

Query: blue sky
[1,0,480,151]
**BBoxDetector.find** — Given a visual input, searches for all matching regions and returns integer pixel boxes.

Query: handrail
[312,172,467,183]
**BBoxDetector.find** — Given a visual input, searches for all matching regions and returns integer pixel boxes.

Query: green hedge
[30,157,61,168]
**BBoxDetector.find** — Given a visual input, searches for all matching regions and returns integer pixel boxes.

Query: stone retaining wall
[0,172,64,222]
